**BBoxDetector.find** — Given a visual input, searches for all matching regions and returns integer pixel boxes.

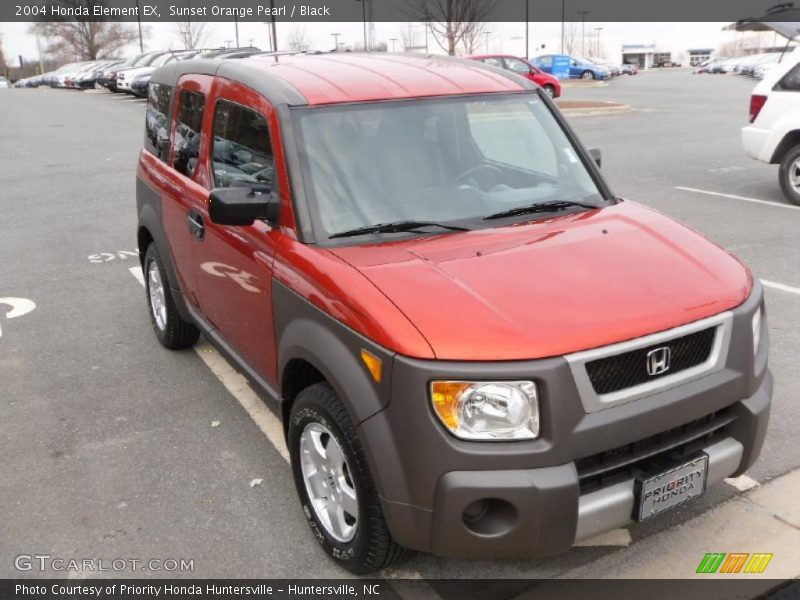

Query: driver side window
[212,100,274,188]
[466,100,558,177]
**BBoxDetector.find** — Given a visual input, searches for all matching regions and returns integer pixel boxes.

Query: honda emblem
[646,346,671,376]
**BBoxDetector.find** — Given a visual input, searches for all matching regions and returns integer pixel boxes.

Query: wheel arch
[770,129,800,164]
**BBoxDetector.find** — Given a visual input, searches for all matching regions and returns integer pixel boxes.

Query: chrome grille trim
[566,311,733,413]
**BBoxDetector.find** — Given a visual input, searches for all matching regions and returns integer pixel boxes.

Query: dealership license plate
[636,455,708,521]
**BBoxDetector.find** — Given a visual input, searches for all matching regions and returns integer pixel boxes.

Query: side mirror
[209,185,279,226]
[588,147,602,168]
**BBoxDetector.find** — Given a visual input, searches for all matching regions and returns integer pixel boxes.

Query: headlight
[752,307,762,355]
[430,381,539,440]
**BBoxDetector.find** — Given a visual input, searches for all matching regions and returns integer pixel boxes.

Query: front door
[190,78,285,384]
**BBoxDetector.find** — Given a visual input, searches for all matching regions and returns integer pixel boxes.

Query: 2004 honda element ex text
[135,53,772,573]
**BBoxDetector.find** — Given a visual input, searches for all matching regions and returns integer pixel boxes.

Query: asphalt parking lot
[1,69,799,587]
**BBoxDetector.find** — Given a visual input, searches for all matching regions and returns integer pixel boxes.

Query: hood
[330,201,751,361]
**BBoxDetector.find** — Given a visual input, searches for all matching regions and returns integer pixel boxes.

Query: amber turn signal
[360,349,383,383]
[430,381,472,430]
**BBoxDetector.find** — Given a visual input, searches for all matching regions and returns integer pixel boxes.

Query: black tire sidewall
[779,145,800,206]
[288,390,375,573]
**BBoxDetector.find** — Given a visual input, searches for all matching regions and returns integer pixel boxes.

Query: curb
[561,81,609,88]
[559,104,631,116]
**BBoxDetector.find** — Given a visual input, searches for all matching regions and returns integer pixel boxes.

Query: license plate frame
[635,454,709,521]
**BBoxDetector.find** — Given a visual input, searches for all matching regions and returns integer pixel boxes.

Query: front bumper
[358,284,770,558]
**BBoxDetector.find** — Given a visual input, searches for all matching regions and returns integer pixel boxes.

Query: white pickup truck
[740,16,800,204]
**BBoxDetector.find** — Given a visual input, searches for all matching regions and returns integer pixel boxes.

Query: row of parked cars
[13,47,263,96]
[696,49,795,79]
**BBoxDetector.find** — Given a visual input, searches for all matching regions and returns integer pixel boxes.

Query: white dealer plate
[636,455,708,521]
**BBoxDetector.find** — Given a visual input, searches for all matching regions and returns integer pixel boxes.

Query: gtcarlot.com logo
[15,554,194,573]
[696,552,773,574]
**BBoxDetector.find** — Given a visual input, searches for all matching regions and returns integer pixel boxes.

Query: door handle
[187,210,205,240]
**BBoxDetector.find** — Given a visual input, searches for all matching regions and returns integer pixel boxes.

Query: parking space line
[762,279,800,296]
[675,186,800,211]
[724,474,760,492]
[128,266,289,462]
[128,266,144,286]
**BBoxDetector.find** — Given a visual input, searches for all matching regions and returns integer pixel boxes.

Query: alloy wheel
[300,422,358,542]
[147,260,167,331]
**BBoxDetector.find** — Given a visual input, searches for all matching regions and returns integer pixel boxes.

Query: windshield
[294,93,607,240]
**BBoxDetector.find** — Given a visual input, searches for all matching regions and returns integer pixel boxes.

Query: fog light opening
[462,498,517,536]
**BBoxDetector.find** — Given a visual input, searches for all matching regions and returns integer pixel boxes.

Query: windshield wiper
[483,200,599,221]
[329,220,469,239]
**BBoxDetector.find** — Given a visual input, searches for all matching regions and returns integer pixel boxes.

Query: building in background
[688,48,713,66]
[620,43,656,68]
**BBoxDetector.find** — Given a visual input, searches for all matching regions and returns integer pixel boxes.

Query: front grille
[575,408,736,493]
[585,327,716,395]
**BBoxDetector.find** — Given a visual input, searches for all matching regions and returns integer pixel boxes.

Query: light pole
[234,16,240,48]
[355,0,369,51]
[560,0,565,53]
[525,0,529,59]
[332,32,341,51]
[424,19,430,53]
[134,0,144,53]
[485,30,492,54]
[269,0,278,52]
[594,27,603,57]
[578,10,588,56]
[390,38,397,52]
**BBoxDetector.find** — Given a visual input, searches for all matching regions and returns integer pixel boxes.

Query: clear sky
[0,21,744,63]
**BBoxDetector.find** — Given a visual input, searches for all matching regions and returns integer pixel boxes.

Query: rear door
[190,79,285,384]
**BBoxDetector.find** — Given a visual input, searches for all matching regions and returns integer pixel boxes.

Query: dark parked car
[136,53,770,573]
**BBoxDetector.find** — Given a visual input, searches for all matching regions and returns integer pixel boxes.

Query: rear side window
[538,56,553,67]
[776,63,800,91]
[483,57,503,68]
[211,100,274,188]
[145,83,172,161]
[172,90,205,177]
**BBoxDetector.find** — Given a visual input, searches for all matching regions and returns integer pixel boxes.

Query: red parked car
[137,53,770,573]
[468,54,562,97]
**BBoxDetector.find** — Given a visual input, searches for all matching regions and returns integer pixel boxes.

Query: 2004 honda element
[136,53,771,573]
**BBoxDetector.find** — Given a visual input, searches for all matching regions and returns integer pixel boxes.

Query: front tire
[779,144,800,206]
[288,383,408,574]
[543,84,555,98]
[143,244,200,349]
[581,70,595,80]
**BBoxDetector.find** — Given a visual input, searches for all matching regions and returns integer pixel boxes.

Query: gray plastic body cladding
[135,176,193,323]
[360,286,768,553]
[272,280,394,426]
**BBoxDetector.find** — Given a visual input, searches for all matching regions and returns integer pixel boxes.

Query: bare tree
[172,20,212,50]
[397,23,417,51]
[0,35,7,78]
[459,22,486,55]
[406,0,500,56]
[563,23,581,56]
[31,1,139,60]
[287,25,309,52]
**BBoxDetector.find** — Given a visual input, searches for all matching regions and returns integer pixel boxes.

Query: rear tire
[288,382,409,574]
[778,144,800,206]
[143,244,200,349]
